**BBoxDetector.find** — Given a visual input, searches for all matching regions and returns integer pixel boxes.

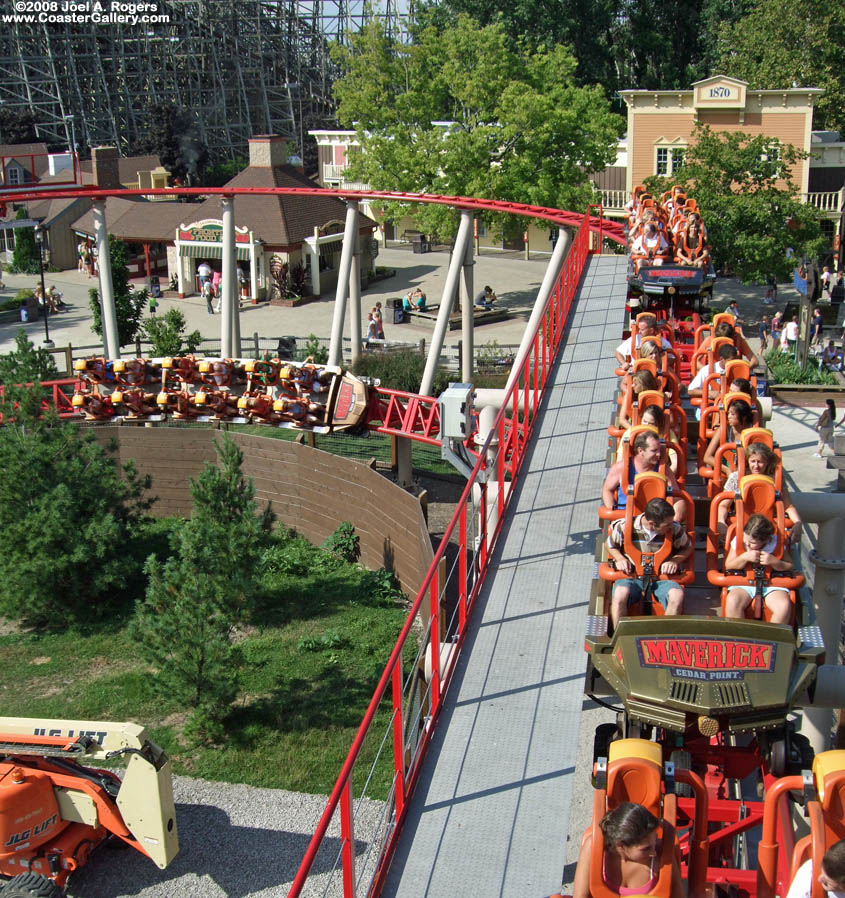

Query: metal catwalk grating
[382,256,629,898]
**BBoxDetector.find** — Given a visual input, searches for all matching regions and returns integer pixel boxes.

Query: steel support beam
[92,200,119,359]
[328,201,359,368]
[420,212,473,397]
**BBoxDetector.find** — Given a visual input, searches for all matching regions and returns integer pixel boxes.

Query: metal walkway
[381,255,629,898]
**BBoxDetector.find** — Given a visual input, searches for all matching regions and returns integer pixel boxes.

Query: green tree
[644,125,826,282]
[9,207,41,275]
[142,308,202,357]
[0,402,152,627]
[88,236,148,348]
[131,436,273,737]
[332,14,622,238]
[0,108,38,145]
[0,330,58,385]
[201,156,249,188]
[714,0,845,134]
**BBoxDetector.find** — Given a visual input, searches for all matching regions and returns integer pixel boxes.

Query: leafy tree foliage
[131,436,273,738]
[332,14,622,237]
[0,108,38,145]
[0,401,152,627]
[9,208,41,275]
[88,236,148,348]
[430,0,744,96]
[715,0,845,134]
[644,126,826,282]
[200,157,249,188]
[0,330,58,385]
[130,103,209,184]
[142,308,202,357]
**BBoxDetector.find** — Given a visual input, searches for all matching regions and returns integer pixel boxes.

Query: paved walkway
[382,256,628,898]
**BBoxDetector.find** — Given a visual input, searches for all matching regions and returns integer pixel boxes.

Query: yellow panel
[54,787,99,826]
[608,738,662,767]
[813,750,845,801]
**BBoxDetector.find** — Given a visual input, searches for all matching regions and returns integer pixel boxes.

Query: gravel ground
[66,775,388,898]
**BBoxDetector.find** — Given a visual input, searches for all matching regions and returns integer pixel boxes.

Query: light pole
[34,226,52,347]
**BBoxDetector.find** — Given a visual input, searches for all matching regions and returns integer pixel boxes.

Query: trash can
[277,336,297,360]
[149,276,161,298]
[393,307,406,324]
[411,234,428,254]
[20,307,28,322]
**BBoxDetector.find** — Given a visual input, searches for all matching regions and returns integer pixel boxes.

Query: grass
[1,524,417,801]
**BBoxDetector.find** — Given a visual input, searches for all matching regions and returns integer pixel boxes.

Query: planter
[769,383,845,405]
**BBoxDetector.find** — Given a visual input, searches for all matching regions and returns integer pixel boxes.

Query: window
[655,143,687,176]
[477,220,487,237]
[6,165,21,185]
[671,149,685,173]
[656,148,668,175]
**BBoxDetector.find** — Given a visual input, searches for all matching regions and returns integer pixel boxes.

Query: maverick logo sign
[636,637,776,681]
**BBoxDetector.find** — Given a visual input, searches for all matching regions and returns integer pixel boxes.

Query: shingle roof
[79,154,162,185]
[186,164,376,246]
[71,197,189,242]
[0,142,50,178]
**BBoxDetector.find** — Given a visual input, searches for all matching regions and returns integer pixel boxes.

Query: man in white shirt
[687,344,738,415]
[615,314,674,370]
[786,840,845,898]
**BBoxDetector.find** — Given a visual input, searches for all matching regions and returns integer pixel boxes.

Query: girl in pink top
[573,802,683,898]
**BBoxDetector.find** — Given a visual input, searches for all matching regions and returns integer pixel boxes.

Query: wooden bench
[404,305,509,329]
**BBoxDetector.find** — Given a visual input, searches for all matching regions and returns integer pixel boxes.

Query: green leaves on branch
[643,125,826,283]
[0,330,58,386]
[332,14,622,237]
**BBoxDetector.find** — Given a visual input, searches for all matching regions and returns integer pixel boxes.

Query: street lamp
[33,226,52,347]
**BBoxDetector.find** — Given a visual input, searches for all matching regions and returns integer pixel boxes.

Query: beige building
[621,75,820,195]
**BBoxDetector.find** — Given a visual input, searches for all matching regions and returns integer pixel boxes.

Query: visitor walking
[203,279,215,314]
[758,316,769,353]
[814,399,839,457]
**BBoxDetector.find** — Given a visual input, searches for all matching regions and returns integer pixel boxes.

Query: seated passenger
[630,223,670,270]
[638,405,682,477]
[573,802,684,898]
[724,513,794,624]
[606,498,691,626]
[674,219,710,267]
[822,339,843,369]
[617,370,661,430]
[615,314,674,370]
[602,431,687,524]
[786,839,845,898]
[716,442,802,545]
[702,398,755,474]
[688,344,739,402]
[695,320,759,372]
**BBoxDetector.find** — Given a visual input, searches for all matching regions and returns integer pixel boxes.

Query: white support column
[791,491,845,752]
[220,197,235,358]
[349,225,362,365]
[310,227,321,297]
[93,200,119,359]
[420,212,474,397]
[328,201,359,367]
[459,210,475,383]
[249,247,258,302]
[504,228,570,396]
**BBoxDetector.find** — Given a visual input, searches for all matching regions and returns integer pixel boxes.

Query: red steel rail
[286,212,592,898]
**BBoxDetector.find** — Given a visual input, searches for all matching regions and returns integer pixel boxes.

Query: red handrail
[286,212,592,898]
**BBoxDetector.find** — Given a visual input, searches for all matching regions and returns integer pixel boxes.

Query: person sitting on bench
[474,285,497,310]
[404,287,427,311]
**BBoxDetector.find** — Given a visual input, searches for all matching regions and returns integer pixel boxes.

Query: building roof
[185,163,376,246]
[0,142,50,177]
[28,195,90,226]
[71,196,190,242]
[79,154,162,185]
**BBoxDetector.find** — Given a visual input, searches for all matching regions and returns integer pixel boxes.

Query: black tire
[2,872,66,898]
[670,749,694,798]
[770,738,787,779]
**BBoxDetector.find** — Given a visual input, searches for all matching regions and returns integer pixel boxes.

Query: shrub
[322,521,360,563]
[351,348,452,395]
[301,333,329,364]
[142,308,202,356]
[764,349,837,386]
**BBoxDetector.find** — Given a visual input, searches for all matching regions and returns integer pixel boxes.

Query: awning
[178,244,252,261]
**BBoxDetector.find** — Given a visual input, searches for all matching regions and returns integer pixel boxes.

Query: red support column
[391,664,405,817]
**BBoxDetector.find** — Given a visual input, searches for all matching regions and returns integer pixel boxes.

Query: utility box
[439,383,475,440]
